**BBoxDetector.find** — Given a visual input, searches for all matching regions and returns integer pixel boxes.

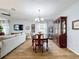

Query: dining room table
[32,34,49,52]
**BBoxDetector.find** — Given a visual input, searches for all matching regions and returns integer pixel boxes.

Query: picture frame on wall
[14,24,23,31]
[31,24,35,32]
[72,20,79,30]
[26,26,30,30]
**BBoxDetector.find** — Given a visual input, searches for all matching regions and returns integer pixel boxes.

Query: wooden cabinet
[53,16,67,48]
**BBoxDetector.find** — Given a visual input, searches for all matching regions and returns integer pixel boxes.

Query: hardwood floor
[3,39,79,59]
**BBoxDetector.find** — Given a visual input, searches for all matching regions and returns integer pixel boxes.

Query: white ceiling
[0,0,78,21]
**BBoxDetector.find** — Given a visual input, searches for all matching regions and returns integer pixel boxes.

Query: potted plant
[0,25,3,32]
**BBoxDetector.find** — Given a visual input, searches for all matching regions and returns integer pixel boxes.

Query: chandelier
[35,9,44,22]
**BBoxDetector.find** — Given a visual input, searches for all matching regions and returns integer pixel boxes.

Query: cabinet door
[60,17,67,48]
[62,18,67,34]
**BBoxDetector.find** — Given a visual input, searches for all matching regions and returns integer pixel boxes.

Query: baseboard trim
[68,48,79,55]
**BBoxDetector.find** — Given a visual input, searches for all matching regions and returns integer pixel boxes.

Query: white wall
[58,1,79,55]
[47,20,53,34]
[2,20,9,34]
[10,19,35,34]
[0,17,9,34]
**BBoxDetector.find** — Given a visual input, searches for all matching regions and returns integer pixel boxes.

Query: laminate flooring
[3,39,79,59]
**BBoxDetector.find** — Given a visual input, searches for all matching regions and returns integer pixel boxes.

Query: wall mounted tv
[14,24,23,31]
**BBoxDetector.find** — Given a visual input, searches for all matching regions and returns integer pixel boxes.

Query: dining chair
[32,34,39,52]
[32,34,48,53]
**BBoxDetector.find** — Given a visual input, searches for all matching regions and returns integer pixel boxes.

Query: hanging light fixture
[35,9,44,22]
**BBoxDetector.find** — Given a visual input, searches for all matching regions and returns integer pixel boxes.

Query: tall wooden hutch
[53,16,67,48]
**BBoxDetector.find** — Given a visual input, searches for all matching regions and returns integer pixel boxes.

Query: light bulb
[41,18,44,21]
[35,18,38,21]
[35,18,40,22]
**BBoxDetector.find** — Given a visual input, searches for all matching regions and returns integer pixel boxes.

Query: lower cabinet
[0,33,26,58]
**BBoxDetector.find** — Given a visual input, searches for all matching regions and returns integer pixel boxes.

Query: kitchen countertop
[0,34,21,41]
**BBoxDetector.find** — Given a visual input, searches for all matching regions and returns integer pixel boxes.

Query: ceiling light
[35,9,44,22]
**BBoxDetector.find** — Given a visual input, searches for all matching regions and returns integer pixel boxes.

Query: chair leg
[46,43,48,51]
[35,46,37,53]
[33,46,35,51]
[41,45,43,53]
[32,43,35,51]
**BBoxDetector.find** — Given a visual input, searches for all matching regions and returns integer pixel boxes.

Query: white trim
[68,48,79,55]
[0,17,7,20]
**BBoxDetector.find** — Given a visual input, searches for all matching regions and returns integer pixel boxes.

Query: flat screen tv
[14,24,23,31]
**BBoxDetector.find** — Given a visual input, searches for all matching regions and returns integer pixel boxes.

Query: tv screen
[14,24,23,31]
